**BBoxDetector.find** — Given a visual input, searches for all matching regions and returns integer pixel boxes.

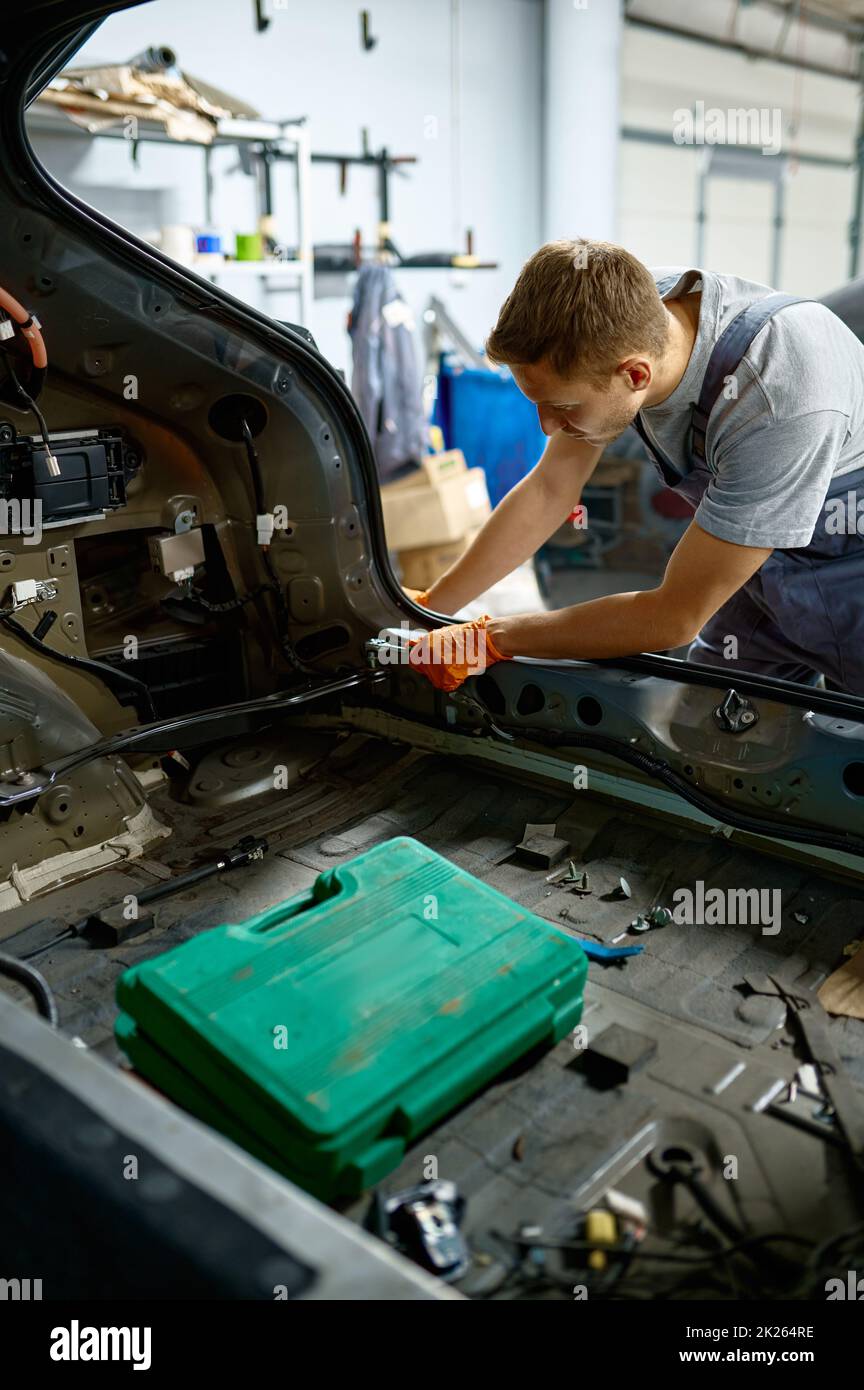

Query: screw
[648,905,673,928]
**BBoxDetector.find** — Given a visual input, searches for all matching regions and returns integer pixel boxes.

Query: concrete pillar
[543,0,622,243]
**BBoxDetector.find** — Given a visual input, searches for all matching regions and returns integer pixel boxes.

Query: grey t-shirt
[639,266,864,548]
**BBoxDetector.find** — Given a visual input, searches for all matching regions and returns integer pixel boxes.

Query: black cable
[184,580,278,613]
[238,416,316,678]
[0,611,156,721]
[662,1163,800,1288]
[18,929,75,962]
[0,362,157,720]
[656,1160,747,1246]
[481,717,864,859]
[5,360,50,447]
[240,417,266,516]
[0,951,58,1026]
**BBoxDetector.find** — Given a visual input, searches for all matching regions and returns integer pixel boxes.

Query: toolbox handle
[237,867,354,938]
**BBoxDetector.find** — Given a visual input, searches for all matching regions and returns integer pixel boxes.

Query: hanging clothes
[348,264,427,483]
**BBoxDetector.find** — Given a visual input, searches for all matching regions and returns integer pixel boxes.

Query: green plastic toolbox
[114,1012,404,1200]
[116,835,588,1198]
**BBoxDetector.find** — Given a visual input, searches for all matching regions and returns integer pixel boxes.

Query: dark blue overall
[632,279,864,693]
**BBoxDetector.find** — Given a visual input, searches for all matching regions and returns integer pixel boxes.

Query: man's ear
[619,357,651,392]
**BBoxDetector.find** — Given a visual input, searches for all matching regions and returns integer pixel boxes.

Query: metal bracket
[713,687,759,733]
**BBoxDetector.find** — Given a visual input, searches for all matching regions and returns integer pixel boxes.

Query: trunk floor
[3,728,862,1298]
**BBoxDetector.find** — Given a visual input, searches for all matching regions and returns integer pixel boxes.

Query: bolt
[648,905,673,928]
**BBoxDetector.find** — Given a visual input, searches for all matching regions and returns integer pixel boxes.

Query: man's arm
[485,520,773,659]
[420,433,604,613]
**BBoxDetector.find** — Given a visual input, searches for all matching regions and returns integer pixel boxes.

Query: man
[408,239,864,694]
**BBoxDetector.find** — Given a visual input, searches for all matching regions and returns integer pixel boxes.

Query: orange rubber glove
[408,615,510,692]
[403,587,430,607]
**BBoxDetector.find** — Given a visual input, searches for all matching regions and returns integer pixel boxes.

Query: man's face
[510,357,649,445]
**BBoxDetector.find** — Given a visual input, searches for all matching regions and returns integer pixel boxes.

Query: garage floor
[2,725,862,1298]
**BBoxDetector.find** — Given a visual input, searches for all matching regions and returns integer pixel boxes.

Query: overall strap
[687,293,808,468]
[630,270,704,485]
[631,411,681,486]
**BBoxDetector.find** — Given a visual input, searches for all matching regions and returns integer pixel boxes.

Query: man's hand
[408,615,511,691]
[485,521,774,660]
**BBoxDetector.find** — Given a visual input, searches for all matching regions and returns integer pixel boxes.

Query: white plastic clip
[256,512,275,547]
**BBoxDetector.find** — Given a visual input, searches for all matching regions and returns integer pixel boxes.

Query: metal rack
[27,104,497,299]
[26,104,314,322]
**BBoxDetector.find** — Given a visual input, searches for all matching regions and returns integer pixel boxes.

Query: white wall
[31,0,544,373]
[619,26,860,296]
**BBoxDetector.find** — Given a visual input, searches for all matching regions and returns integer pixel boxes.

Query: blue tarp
[432,357,546,507]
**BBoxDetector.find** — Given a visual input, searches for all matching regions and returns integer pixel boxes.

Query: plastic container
[116,836,588,1199]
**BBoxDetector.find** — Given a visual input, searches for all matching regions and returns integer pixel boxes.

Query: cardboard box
[384,450,467,492]
[397,525,484,592]
[381,455,491,549]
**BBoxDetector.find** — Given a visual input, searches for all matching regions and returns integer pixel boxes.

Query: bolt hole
[516,683,545,717]
[733,777,744,789]
[842,761,864,797]
[575,696,603,727]
[74,825,84,837]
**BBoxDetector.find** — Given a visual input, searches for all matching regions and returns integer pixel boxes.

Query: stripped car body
[0,0,863,1301]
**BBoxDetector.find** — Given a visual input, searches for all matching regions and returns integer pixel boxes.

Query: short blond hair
[485,239,669,381]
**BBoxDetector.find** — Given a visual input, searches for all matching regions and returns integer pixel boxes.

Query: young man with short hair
[408,239,864,694]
